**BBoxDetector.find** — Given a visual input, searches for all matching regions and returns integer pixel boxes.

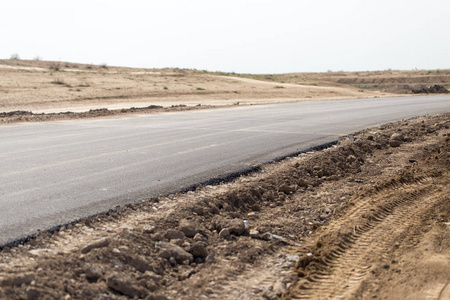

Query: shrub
[51,79,65,85]
[49,63,61,71]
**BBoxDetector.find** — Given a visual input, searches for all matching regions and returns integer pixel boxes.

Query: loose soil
[0,113,448,299]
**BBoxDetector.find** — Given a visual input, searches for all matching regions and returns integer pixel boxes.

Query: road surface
[1,95,449,245]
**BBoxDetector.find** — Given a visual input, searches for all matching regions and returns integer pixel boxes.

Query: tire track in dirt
[288,147,449,299]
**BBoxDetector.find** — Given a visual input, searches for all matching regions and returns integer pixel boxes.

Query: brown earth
[0,59,389,115]
[2,59,448,125]
[0,113,448,299]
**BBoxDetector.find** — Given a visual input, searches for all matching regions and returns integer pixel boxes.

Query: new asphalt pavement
[1,95,449,245]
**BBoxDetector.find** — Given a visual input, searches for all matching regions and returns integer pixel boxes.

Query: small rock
[205,255,215,263]
[143,225,156,233]
[279,184,296,194]
[249,229,260,238]
[389,140,402,147]
[262,232,273,240]
[390,133,404,141]
[178,220,198,238]
[118,245,129,252]
[139,278,159,292]
[85,265,104,281]
[286,254,301,263]
[171,239,184,246]
[219,228,230,239]
[81,237,110,254]
[346,155,357,163]
[227,219,246,235]
[129,255,153,273]
[389,133,404,147]
[151,232,165,241]
[189,242,208,258]
[119,225,134,231]
[156,242,194,264]
[164,229,185,240]
[169,257,177,266]
[193,233,207,242]
[271,234,284,241]
[29,248,56,257]
[107,273,147,298]
[141,271,162,283]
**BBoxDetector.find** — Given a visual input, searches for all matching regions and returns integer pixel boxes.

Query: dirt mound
[412,84,449,94]
[0,105,218,124]
[0,114,448,299]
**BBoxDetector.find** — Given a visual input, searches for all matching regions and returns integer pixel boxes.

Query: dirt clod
[156,242,194,264]
[107,273,147,298]
[80,237,110,254]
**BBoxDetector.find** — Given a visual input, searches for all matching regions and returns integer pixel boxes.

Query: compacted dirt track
[287,143,449,299]
[0,113,448,300]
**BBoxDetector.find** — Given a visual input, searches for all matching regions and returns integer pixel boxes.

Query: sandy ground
[0,60,392,115]
[0,113,448,299]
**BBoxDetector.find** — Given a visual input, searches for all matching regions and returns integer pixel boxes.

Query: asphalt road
[1,95,449,246]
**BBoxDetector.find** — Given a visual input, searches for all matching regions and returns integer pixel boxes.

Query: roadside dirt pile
[0,105,216,124]
[0,114,448,299]
[412,84,449,94]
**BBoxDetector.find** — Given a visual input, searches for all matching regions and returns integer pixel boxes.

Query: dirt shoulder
[0,113,448,299]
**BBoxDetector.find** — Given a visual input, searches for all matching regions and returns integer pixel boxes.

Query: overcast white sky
[1,0,449,73]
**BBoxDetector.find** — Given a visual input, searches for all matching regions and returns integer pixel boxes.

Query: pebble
[219,228,231,239]
[29,248,56,257]
[81,237,110,254]
[193,233,207,242]
[227,219,246,235]
[85,265,104,281]
[178,220,199,238]
[118,245,129,252]
[262,232,273,240]
[250,229,260,238]
[286,254,301,263]
[107,273,147,298]
[164,229,185,240]
[156,242,194,264]
[143,225,156,234]
[189,242,208,258]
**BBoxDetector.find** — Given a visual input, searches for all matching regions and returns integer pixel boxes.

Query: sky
[1,0,449,74]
